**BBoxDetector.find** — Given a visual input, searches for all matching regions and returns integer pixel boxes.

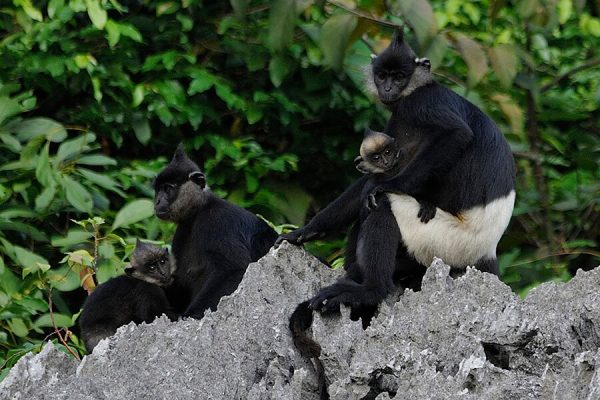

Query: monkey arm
[374,108,474,197]
[276,175,371,246]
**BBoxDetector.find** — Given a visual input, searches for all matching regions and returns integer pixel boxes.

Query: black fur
[154,145,277,319]
[79,241,176,352]
[355,127,435,223]
[284,32,515,361]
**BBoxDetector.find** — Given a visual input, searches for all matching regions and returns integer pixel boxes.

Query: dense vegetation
[0,0,598,377]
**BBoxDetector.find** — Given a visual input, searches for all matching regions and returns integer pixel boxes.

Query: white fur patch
[387,191,515,266]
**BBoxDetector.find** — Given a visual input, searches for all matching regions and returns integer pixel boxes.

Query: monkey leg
[310,198,400,314]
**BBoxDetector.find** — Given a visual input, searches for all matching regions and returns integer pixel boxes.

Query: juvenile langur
[281,30,515,317]
[79,241,176,352]
[153,145,278,319]
[355,127,437,223]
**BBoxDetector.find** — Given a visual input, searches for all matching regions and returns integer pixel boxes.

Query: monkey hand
[366,186,385,210]
[275,229,320,247]
[417,201,436,223]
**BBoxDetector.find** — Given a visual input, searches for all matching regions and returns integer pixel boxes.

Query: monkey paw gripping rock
[2,244,600,400]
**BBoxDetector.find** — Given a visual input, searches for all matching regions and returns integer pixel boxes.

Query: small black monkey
[79,240,176,352]
[154,145,278,319]
[355,127,436,223]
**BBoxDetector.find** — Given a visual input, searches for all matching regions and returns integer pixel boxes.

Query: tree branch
[540,56,600,93]
[326,1,400,28]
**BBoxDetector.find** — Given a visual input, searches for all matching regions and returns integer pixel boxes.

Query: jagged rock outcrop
[1,243,600,399]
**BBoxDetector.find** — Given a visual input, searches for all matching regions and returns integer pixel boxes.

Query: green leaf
[55,133,95,165]
[246,103,263,124]
[46,265,81,291]
[319,14,357,71]
[188,70,216,95]
[47,0,65,18]
[62,175,93,213]
[453,34,488,86]
[0,96,22,125]
[86,0,107,29]
[0,133,22,153]
[33,313,74,328]
[267,0,297,52]
[132,115,151,145]
[132,84,145,107]
[16,0,43,21]
[157,2,179,15]
[269,55,291,87]
[76,155,117,166]
[35,185,57,211]
[78,168,125,196]
[488,44,518,88]
[14,246,49,275]
[7,117,67,142]
[392,0,437,46]
[105,19,120,47]
[8,318,29,338]
[119,23,143,42]
[112,199,155,231]
[35,143,55,187]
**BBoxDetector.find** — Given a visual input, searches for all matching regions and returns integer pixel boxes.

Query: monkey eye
[148,264,157,271]
[159,257,167,264]
[384,149,391,155]
[372,154,381,161]
[376,72,386,80]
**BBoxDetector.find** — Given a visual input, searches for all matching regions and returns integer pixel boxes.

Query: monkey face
[126,242,176,286]
[153,146,207,221]
[373,68,412,105]
[357,129,400,174]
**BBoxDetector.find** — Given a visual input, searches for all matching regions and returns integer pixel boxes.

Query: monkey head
[368,30,433,104]
[153,144,208,222]
[355,127,401,175]
[125,239,176,286]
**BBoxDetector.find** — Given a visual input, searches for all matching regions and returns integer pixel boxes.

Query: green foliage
[0,0,599,377]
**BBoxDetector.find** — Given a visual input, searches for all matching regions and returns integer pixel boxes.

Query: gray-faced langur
[153,145,278,319]
[281,29,515,322]
[79,240,176,352]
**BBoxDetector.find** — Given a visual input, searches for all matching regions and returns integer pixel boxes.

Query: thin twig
[326,1,400,28]
[48,289,80,361]
[509,249,600,268]
[540,56,600,93]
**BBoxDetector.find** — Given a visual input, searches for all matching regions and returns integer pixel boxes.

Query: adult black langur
[153,145,278,319]
[281,29,515,313]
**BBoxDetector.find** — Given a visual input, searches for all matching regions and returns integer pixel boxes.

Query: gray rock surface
[1,243,600,400]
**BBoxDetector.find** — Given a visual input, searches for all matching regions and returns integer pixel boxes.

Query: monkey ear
[188,171,206,188]
[135,238,142,247]
[370,53,377,63]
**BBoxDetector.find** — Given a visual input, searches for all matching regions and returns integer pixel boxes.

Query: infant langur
[355,127,437,223]
[79,240,177,352]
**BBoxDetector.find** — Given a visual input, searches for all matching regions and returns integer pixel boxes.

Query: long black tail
[289,301,329,400]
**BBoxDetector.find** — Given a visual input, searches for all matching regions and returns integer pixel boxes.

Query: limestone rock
[1,244,599,400]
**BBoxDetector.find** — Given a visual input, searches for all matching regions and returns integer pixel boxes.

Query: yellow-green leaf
[319,14,358,71]
[453,34,488,86]
[86,0,107,29]
[488,44,518,88]
[112,199,154,231]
